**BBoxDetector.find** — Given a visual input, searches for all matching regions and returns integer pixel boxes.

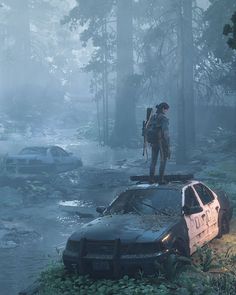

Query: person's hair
[156,102,169,112]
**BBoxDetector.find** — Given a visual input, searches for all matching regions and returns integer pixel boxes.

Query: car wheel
[163,254,179,279]
[217,213,230,238]
[173,240,189,257]
[161,242,191,280]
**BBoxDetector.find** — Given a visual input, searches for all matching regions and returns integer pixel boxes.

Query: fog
[0,0,235,294]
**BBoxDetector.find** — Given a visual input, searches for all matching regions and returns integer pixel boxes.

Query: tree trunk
[111,0,136,147]
[176,0,187,164]
[176,0,195,164]
[7,0,31,86]
[0,0,31,105]
[183,0,195,149]
[102,19,109,145]
[16,0,31,83]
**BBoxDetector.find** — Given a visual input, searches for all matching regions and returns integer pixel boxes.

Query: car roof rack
[130,174,194,183]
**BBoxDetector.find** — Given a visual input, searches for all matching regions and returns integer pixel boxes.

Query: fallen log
[130,174,194,183]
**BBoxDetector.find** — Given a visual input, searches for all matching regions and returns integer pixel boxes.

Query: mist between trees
[0,0,236,163]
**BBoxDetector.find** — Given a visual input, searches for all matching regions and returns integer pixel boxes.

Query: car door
[51,147,71,172]
[193,183,220,242]
[57,147,73,171]
[50,147,62,171]
[183,185,209,255]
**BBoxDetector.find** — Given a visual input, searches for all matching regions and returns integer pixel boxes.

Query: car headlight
[161,233,171,243]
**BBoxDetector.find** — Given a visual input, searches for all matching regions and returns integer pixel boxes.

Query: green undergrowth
[203,159,236,216]
[37,156,236,295]
[37,248,236,295]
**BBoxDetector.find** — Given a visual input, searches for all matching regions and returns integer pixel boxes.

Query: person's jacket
[148,111,169,146]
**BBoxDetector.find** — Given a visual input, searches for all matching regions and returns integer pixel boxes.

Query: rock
[49,191,63,199]
[0,240,18,249]
[3,229,41,245]
[0,187,23,207]
[58,199,96,218]
[0,229,8,240]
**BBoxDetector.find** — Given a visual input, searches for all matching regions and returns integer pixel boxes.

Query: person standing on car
[146,102,170,184]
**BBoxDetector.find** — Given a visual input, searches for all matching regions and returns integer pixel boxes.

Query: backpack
[145,113,162,144]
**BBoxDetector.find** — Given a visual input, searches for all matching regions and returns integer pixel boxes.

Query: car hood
[70,214,180,243]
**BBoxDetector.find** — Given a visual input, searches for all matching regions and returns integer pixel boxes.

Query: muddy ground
[0,129,235,295]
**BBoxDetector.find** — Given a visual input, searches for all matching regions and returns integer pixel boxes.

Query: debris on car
[63,177,233,278]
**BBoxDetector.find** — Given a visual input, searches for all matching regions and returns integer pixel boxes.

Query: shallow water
[0,131,147,295]
[0,202,87,295]
[0,240,59,295]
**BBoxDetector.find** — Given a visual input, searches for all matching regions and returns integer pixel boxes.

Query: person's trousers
[149,143,167,180]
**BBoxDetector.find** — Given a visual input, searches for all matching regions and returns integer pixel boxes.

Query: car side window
[51,148,60,157]
[184,186,200,208]
[193,184,214,205]
[57,148,68,157]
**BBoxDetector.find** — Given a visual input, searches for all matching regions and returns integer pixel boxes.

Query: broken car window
[19,147,48,156]
[184,186,200,208]
[108,188,182,215]
[193,184,215,205]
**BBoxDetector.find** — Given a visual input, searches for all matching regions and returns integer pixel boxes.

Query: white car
[5,145,82,175]
[63,179,233,277]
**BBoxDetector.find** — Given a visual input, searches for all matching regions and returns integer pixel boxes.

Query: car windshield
[108,188,182,216]
[19,147,47,156]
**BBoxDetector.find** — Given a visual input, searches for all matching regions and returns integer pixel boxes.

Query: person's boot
[149,174,155,184]
[158,172,167,185]
[159,159,167,184]
[149,164,156,184]
[158,178,167,185]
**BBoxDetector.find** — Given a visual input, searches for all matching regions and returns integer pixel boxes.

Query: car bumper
[63,249,170,277]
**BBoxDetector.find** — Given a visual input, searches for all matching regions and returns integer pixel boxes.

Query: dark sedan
[63,180,233,277]
[4,145,82,175]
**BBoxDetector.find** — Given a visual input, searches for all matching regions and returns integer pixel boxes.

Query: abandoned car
[4,145,82,175]
[63,180,233,277]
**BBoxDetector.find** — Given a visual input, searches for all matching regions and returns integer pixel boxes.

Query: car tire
[162,241,191,280]
[217,213,230,238]
[173,240,189,257]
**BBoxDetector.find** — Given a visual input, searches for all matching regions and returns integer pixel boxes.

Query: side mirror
[96,206,106,214]
[183,205,203,215]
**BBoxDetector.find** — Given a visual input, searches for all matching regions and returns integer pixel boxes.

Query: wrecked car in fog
[63,180,233,277]
[4,145,82,175]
